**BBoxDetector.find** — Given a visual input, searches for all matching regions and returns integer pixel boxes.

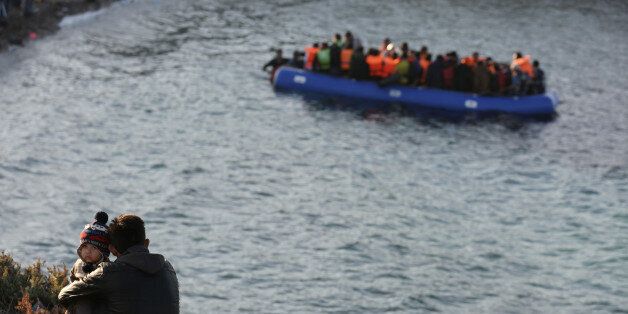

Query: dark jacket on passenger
[454,63,473,92]
[348,50,369,80]
[407,59,422,86]
[426,59,444,89]
[473,63,490,95]
[59,245,179,314]
[531,67,545,94]
[330,43,342,71]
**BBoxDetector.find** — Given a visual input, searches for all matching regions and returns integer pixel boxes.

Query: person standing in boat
[530,60,545,94]
[340,40,354,74]
[407,51,423,86]
[419,50,431,86]
[462,51,483,68]
[288,50,305,69]
[510,52,534,80]
[378,52,411,87]
[380,37,393,57]
[313,42,331,73]
[494,63,509,95]
[365,48,384,80]
[344,31,362,50]
[509,67,525,95]
[426,55,445,89]
[442,52,457,90]
[329,33,343,75]
[473,60,490,95]
[454,54,473,92]
[348,46,369,80]
[304,42,319,70]
[262,49,289,81]
[381,51,400,79]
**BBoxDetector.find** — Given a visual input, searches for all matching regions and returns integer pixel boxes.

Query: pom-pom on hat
[78,211,110,259]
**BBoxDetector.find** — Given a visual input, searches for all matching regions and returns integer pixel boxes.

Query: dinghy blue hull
[273,67,558,117]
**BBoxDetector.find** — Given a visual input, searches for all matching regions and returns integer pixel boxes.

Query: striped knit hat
[78,211,110,259]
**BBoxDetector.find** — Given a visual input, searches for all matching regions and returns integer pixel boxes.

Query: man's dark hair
[109,214,146,253]
[533,60,540,67]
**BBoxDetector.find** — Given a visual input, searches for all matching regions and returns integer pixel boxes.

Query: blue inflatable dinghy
[273,66,559,117]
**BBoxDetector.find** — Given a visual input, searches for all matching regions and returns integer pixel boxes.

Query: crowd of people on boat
[263,31,546,96]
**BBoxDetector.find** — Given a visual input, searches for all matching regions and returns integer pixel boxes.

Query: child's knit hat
[78,211,110,259]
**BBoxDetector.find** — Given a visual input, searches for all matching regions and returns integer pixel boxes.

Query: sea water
[0,0,627,312]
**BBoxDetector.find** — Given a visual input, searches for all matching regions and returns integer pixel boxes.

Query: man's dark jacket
[59,245,179,313]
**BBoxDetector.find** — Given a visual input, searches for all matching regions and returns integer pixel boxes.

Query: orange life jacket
[304,46,319,70]
[340,49,353,71]
[462,56,486,68]
[366,55,384,78]
[382,56,399,78]
[511,55,534,78]
[487,62,496,74]
[419,58,430,84]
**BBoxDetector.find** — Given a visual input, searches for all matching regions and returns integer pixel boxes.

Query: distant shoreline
[0,0,117,53]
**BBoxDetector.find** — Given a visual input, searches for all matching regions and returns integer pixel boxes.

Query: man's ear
[144,239,150,248]
[109,244,121,257]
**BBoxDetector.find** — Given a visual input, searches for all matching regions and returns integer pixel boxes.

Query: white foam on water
[59,8,106,28]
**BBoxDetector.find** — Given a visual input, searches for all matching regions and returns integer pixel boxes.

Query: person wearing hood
[59,214,179,313]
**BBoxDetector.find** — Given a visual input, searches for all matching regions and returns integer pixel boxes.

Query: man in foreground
[59,214,179,313]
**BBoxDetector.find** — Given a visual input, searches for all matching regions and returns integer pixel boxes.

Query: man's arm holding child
[58,263,108,307]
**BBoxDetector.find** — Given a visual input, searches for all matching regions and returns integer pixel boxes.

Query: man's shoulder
[98,260,128,274]
[163,258,176,272]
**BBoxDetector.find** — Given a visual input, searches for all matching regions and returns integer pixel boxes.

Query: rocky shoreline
[0,0,116,53]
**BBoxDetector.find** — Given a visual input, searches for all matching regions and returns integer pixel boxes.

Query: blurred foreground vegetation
[0,251,68,314]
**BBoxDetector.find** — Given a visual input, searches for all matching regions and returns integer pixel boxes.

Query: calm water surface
[1,0,627,312]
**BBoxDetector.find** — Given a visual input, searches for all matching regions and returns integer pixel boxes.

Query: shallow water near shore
[1,0,627,312]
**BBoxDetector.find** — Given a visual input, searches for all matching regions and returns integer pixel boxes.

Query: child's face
[79,243,103,263]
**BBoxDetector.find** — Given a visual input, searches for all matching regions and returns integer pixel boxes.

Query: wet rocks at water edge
[0,0,117,52]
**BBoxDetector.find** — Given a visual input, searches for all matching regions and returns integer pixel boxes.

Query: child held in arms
[68,211,110,313]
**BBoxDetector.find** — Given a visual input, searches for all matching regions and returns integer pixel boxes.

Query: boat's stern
[546,90,560,109]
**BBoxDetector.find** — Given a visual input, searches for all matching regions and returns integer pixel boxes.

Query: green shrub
[0,251,68,313]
